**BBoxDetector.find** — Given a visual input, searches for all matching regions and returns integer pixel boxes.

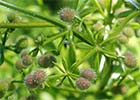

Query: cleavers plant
[0,0,140,100]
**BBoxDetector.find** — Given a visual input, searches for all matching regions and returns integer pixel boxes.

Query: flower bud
[123,52,136,68]
[38,54,56,68]
[80,68,96,81]
[76,77,90,90]
[59,8,76,22]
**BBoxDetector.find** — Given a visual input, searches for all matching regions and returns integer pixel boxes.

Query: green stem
[91,0,106,17]
[48,74,66,80]
[0,22,54,28]
[99,57,113,90]
[0,1,67,28]
[11,80,24,84]
[52,86,81,93]
[43,31,67,45]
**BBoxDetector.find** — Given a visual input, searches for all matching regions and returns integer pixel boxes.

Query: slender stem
[51,86,81,93]
[0,1,67,28]
[11,80,24,84]
[48,74,66,80]
[43,31,67,45]
[2,29,9,45]
[0,22,54,28]
[91,0,106,17]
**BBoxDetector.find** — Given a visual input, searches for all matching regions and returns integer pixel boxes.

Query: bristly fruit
[33,70,46,84]
[20,50,29,58]
[123,52,136,68]
[76,77,90,90]
[38,54,56,68]
[15,37,28,53]
[111,84,128,94]
[59,8,76,22]
[24,74,38,88]
[123,27,134,38]
[15,59,25,72]
[118,34,129,44]
[22,55,33,66]
[80,68,96,81]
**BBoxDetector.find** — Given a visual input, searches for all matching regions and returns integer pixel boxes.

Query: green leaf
[67,42,76,67]
[67,76,75,88]
[62,57,68,72]
[118,10,134,18]
[73,30,93,46]
[0,46,4,65]
[30,47,39,57]
[80,7,95,18]
[70,48,97,72]
[113,0,123,12]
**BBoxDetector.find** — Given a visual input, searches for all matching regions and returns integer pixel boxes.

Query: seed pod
[80,68,96,81]
[20,50,29,58]
[118,34,129,44]
[22,55,33,66]
[111,84,128,94]
[123,27,134,38]
[59,8,76,22]
[123,52,136,68]
[33,70,46,84]
[76,77,90,90]
[15,59,25,71]
[38,54,56,68]
[15,37,28,53]
[24,74,38,88]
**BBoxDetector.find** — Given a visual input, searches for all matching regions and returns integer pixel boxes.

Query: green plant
[0,0,140,100]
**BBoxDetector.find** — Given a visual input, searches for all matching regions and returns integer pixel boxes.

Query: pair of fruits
[25,69,46,88]
[76,68,96,90]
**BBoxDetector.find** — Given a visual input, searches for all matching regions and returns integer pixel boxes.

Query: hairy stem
[0,22,55,28]
[0,1,67,28]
